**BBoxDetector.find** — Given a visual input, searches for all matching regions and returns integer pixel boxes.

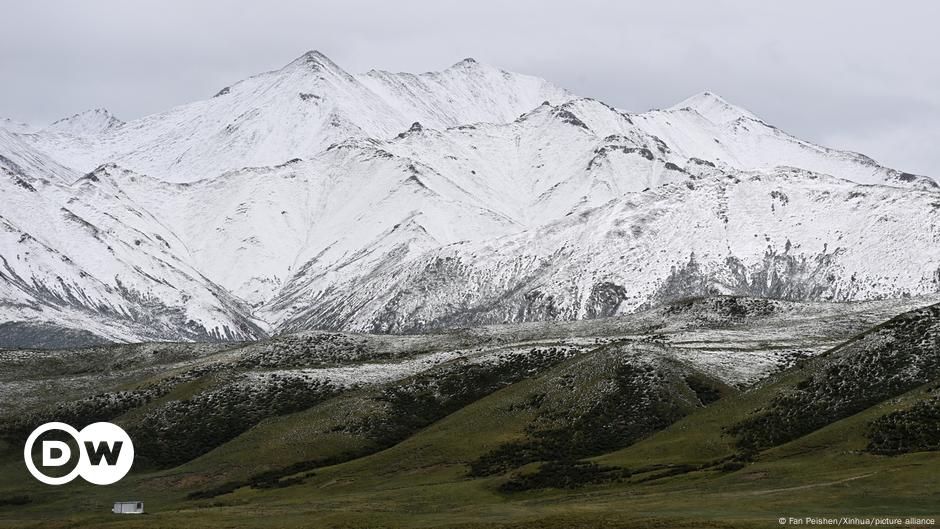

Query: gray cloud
[1,0,937,176]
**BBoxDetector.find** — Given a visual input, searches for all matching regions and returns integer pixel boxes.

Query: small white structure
[112,501,144,514]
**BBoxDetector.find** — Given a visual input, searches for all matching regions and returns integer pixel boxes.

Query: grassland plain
[0,296,938,528]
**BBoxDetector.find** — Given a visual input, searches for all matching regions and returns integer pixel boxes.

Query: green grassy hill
[0,297,937,528]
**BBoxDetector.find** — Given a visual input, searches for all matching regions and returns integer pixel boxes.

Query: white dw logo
[24,422,134,485]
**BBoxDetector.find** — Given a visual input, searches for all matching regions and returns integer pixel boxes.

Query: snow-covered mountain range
[1,51,938,343]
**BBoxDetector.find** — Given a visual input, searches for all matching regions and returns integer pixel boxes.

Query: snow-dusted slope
[0,160,265,342]
[266,168,940,333]
[104,147,515,307]
[1,51,937,344]
[0,118,36,134]
[379,98,705,225]
[0,128,81,184]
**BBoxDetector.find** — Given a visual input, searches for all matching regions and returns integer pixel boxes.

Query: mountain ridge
[0,50,937,345]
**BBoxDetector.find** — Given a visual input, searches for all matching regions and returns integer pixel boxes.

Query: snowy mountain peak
[669,91,758,125]
[280,50,356,83]
[47,108,123,136]
[450,57,481,69]
[286,49,341,69]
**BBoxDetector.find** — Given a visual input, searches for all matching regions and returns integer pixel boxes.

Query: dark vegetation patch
[730,304,940,451]
[772,349,814,372]
[0,333,471,472]
[0,390,158,443]
[685,375,723,405]
[0,495,32,507]
[186,452,362,500]
[132,377,339,469]
[500,460,627,492]
[468,362,699,477]
[585,282,628,319]
[188,346,579,485]
[866,392,940,455]
[633,463,701,483]
[662,296,778,326]
[501,454,749,492]
[650,247,855,307]
[0,321,110,349]
[233,332,381,368]
[0,364,218,444]
[350,347,577,448]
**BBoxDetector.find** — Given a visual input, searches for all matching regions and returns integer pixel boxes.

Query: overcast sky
[2,0,937,176]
